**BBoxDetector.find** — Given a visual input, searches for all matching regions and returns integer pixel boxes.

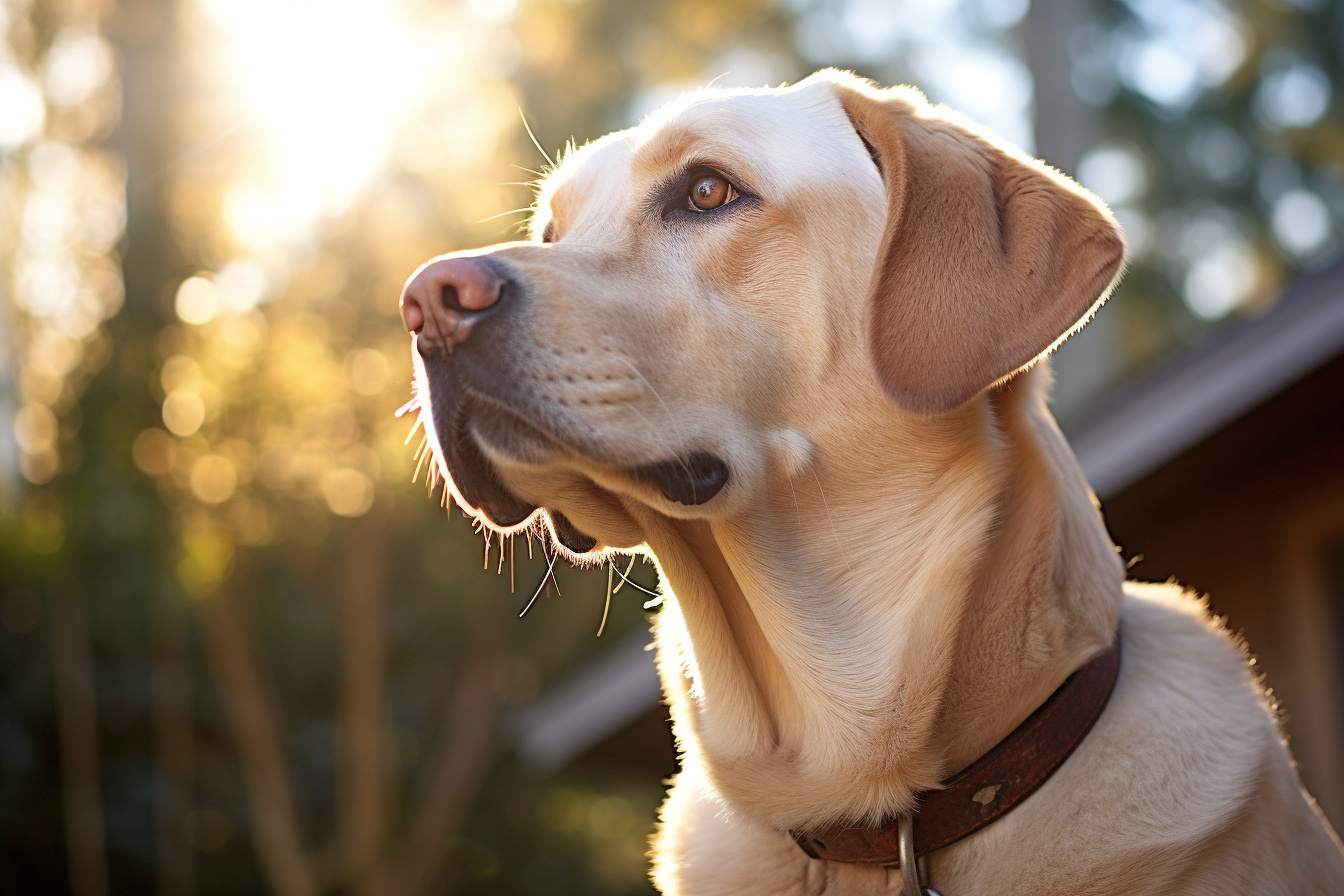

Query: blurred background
[2,0,1343,893]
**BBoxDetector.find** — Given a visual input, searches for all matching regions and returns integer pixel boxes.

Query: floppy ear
[829,74,1126,415]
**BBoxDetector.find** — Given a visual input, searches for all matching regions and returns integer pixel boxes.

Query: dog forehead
[538,130,637,233]
[641,80,860,181]
[541,78,871,230]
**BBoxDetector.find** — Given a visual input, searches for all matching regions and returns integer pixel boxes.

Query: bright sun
[198,0,451,250]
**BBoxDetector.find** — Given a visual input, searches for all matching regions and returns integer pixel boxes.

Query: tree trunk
[1022,0,1117,420]
[153,591,196,896]
[338,518,389,896]
[50,583,109,896]
[391,626,502,896]
[201,585,316,896]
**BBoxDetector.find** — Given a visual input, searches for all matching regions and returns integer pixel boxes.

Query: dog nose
[400,256,505,348]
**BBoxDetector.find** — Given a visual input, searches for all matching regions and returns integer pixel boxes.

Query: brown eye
[688,174,735,210]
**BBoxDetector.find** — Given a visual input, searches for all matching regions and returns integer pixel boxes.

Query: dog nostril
[401,256,507,347]
[442,284,467,315]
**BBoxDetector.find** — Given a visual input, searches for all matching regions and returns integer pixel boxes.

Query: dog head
[400,70,1125,558]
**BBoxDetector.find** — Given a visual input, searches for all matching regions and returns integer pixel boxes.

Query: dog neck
[641,367,1124,830]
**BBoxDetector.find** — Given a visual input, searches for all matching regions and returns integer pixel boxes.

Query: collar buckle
[898,813,944,896]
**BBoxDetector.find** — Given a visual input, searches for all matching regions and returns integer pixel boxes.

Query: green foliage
[1068,0,1344,385]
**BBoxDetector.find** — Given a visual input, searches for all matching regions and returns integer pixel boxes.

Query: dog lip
[548,510,598,553]
[422,357,537,529]
[444,403,537,528]
[421,343,730,512]
[466,393,563,464]
[632,452,730,505]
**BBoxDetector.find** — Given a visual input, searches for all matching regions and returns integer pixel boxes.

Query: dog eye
[688,173,737,211]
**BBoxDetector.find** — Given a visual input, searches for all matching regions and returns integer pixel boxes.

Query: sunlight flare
[199,0,452,247]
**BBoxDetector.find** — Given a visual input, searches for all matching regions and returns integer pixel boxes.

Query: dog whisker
[809,467,855,578]
[612,555,636,594]
[618,400,667,450]
[518,540,561,618]
[786,475,805,532]
[613,558,660,601]
[411,437,430,485]
[519,109,556,167]
[476,207,533,225]
[597,562,614,637]
[616,358,695,479]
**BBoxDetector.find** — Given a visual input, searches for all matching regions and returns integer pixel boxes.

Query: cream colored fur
[410,70,1344,893]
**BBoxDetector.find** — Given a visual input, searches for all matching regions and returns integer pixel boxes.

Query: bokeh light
[1272,189,1332,257]
[1256,55,1332,129]
[1078,144,1149,205]
[0,67,45,148]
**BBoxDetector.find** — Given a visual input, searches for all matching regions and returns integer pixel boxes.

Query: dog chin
[421,418,523,534]
[434,425,537,530]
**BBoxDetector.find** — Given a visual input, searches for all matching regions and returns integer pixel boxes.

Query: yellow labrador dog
[400,70,1344,894]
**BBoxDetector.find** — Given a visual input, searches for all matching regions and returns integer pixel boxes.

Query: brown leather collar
[792,635,1121,865]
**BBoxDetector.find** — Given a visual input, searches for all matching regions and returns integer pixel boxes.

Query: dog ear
[830,75,1126,415]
